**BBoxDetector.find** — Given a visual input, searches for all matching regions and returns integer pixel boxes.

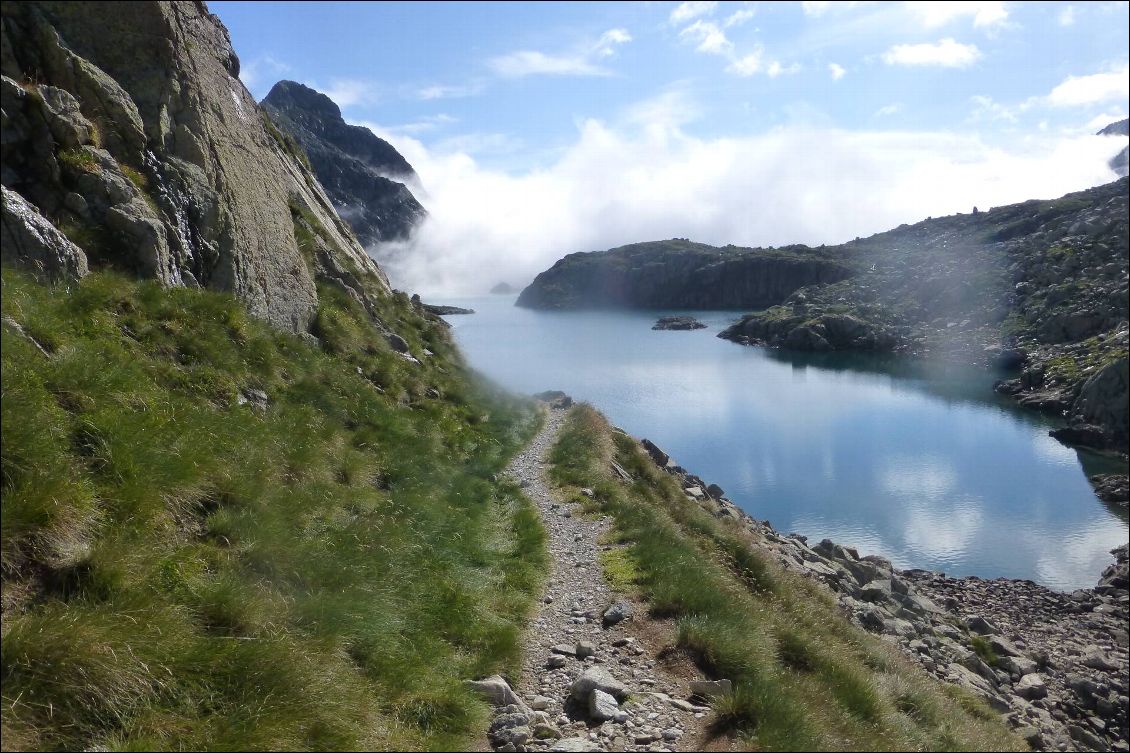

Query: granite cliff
[261,80,426,248]
[516,239,852,310]
[1,0,400,334]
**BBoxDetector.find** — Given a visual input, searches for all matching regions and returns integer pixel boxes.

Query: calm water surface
[444,295,1128,590]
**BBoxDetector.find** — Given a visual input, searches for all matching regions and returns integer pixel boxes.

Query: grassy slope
[551,404,1024,752]
[0,268,546,751]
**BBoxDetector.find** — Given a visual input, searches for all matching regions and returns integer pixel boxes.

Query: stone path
[478,405,722,753]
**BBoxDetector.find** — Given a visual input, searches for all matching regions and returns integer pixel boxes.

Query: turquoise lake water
[442,295,1128,591]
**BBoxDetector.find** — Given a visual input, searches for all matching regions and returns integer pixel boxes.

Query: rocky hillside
[261,80,426,247]
[516,239,852,310]
[0,0,404,335]
[1,3,547,750]
[720,179,1129,453]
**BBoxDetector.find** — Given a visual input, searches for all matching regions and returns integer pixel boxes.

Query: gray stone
[964,614,999,635]
[689,679,732,699]
[589,689,621,721]
[987,635,1022,658]
[1080,647,1118,672]
[387,333,410,353]
[570,667,629,702]
[602,600,633,628]
[575,641,597,659]
[466,675,527,709]
[860,579,893,602]
[1,185,88,281]
[549,738,601,752]
[999,655,1038,677]
[1016,673,1049,700]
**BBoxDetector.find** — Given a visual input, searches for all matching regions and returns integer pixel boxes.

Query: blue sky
[212,1,1130,294]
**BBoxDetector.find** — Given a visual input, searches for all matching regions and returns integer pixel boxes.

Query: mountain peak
[263,80,343,121]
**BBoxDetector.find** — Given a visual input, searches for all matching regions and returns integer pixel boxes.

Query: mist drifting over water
[365,119,1125,297]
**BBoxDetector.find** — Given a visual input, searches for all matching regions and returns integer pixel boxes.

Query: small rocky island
[652,316,706,331]
[516,239,851,310]
[490,281,516,294]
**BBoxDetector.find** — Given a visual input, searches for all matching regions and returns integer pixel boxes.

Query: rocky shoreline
[632,434,1130,752]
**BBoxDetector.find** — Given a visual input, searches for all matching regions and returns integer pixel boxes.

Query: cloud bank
[366,118,1124,298]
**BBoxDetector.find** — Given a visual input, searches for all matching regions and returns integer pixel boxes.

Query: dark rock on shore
[652,316,705,331]
[517,239,852,311]
[534,390,574,409]
[1090,474,1129,507]
[261,81,426,248]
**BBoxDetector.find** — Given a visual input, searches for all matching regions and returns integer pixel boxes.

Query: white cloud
[802,1,871,18]
[490,28,632,78]
[768,61,802,77]
[680,20,733,55]
[670,1,717,24]
[874,103,903,117]
[882,38,982,68]
[386,113,458,135]
[908,1,1009,29]
[417,82,483,100]
[969,94,1018,123]
[724,8,756,28]
[239,55,290,97]
[1087,112,1129,131]
[829,62,846,80]
[360,111,1121,297]
[314,78,378,107]
[1044,66,1130,107]
[726,49,764,76]
[595,28,633,56]
[1058,5,1076,26]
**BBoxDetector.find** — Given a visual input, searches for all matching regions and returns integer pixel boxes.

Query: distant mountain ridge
[1099,118,1129,177]
[261,80,426,247]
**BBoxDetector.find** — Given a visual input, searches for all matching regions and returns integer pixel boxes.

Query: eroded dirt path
[485,405,726,753]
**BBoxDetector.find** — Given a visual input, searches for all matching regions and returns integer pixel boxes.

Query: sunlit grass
[1,268,546,751]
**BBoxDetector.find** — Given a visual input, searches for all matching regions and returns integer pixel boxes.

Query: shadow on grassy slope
[1,268,546,751]
[550,404,1024,752]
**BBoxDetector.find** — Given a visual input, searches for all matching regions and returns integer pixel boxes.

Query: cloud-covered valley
[367,115,1125,298]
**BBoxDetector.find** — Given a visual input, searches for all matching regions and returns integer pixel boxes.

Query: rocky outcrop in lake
[517,239,852,310]
[261,80,426,247]
[652,316,705,331]
[0,0,400,334]
[720,179,1129,454]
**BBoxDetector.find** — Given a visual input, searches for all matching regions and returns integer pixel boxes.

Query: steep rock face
[721,179,1129,452]
[261,80,426,247]
[517,239,852,310]
[0,1,391,331]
